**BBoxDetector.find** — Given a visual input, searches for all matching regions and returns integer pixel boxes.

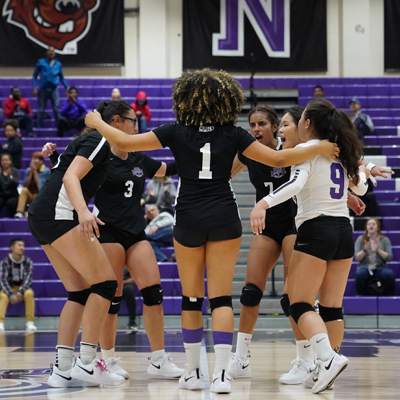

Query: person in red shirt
[3,87,34,137]
[130,91,151,133]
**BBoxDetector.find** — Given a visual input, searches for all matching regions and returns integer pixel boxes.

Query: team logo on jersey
[132,167,143,177]
[199,126,215,132]
[2,0,101,54]
[270,167,286,178]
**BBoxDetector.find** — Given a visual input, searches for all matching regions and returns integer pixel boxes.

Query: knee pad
[108,296,122,314]
[240,283,263,307]
[289,302,315,324]
[182,296,204,311]
[68,288,91,306]
[209,296,232,313]
[91,280,118,301]
[280,294,290,317]
[140,284,163,306]
[319,304,343,322]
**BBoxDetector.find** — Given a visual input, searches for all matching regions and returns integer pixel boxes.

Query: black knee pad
[108,296,122,314]
[209,296,233,313]
[140,284,163,306]
[182,296,204,311]
[319,304,344,322]
[67,288,91,306]
[289,302,315,324]
[240,283,263,307]
[91,280,118,301]
[280,294,290,317]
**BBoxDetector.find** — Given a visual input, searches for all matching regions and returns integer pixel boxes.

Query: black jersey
[153,122,255,228]
[93,152,161,235]
[238,139,293,223]
[29,131,110,221]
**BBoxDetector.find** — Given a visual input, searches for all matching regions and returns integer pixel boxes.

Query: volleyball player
[85,69,340,393]
[250,98,369,393]
[28,111,124,386]
[42,100,184,383]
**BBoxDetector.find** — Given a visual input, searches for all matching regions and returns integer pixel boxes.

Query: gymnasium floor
[1,329,399,399]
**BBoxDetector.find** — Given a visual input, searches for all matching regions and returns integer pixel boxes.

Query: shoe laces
[313,360,322,377]
[289,358,306,373]
[95,359,108,372]
[106,356,123,366]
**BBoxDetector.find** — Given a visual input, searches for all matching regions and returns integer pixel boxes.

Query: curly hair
[172,68,245,126]
[2,119,18,131]
[247,105,279,137]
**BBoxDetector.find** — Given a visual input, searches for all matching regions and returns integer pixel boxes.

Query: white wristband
[366,162,376,171]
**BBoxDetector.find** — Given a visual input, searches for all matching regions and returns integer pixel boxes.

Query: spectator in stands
[0,154,19,217]
[131,91,151,133]
[3,87,34,137]
[145,176,177,210]
[0,238,36,331]
[57,87,87,137]
[1,119,22,169]
[354,218,395,296]
[348,98,375,140]
[33,46,69,128]
[14,152,50,219]
[313,85,324,98]
[111,88,121,100]
[145,204,174,262]
[122,267,138,331]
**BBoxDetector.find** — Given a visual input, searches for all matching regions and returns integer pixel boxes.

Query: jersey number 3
[199,143,212,179]
[124,180,134,198]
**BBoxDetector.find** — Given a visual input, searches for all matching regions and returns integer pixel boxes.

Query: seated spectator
[313,85,324,98]
[122,267,138,331]
[3,87,34,136]
[354,218,395,296]
[145,204,174,262]
[131,91,151,133]
[0,238,36,331]
[348,98,375,140]
[0,154,20,217]
[14,152,50,218]
[145,176,177,210]
[57,87,87,137]
[1,119,23,169]
[111,88,121,100]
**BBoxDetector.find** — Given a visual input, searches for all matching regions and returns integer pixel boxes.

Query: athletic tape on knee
[319,304,343,322]
[240,283,263,307]
[140,284,163,306]
[108,296,122,314]
[182,296,204,311]
[91,280,118,301]
[67,288,91,306]
[289,302,315,324]
[280,294,290,317]
[209,296,233,312]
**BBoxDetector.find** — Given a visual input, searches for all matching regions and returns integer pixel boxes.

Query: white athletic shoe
[210,370,233,394]
[303,364,335,390]
[47,364,99,387]
[178,368,205,390]
[279,358,313,385]
[106,357,130,379]
[311,353,348,394]
[70,357,125,386]
[26,321,37,331]
[0,322,4,331]
[227,353,251,378]
[147,354,184,378]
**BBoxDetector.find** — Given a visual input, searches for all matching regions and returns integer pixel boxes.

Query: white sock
[151,349,166,361]
[235,332,252,360]
[309,333,335,362]
[101,347,115,360]
[183,342,201,373]
[296,340,314,365]
[56,345,74,371]
[214,344,232,375]
[80,341,97,365]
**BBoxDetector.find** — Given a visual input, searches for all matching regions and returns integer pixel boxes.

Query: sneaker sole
[312,363,348,394]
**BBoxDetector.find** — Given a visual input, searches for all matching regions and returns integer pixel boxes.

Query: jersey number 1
[199,143,212,179]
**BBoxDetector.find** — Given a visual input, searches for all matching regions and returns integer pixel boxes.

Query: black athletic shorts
[28,216,79,246]
[261,218,297,246]
[294,216,354,261]
[173,220,242,248]
[98,224,147,251]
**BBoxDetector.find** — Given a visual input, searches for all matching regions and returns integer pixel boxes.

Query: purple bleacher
[0,233,41,247]
[0,219,29,232]
[364,136,400,146]
[381,146,400,156]
[343,297,378,314]
[377,297,400,314]
[32,264,59,280]
[374,191,400,202]
[378,204,400,216]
